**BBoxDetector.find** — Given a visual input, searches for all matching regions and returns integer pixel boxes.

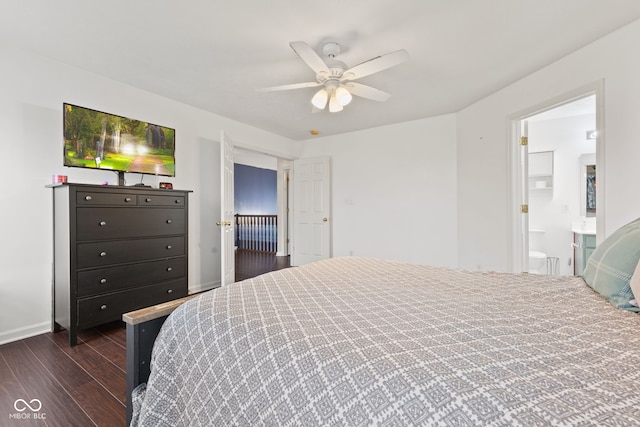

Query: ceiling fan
[259,41,409,113]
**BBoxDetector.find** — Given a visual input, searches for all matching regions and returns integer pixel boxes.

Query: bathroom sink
[571,220,596,235]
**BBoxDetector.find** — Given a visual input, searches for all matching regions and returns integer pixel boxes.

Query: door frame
[507,81,605,273]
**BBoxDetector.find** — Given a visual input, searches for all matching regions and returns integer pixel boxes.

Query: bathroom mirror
[579,153,596,217]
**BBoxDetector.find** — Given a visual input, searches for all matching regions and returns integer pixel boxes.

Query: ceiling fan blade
[257,81,322,92]
[343,83,392,102]
[342,49,409,81]
[289,41,330,75]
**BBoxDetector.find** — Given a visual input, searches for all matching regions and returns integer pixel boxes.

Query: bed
[128,253,640,426]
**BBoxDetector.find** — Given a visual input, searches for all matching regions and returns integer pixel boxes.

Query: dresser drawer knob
[166,245,173,250]
[167,289,173,294]
[100,278,107,284]
[174,199,181,204]
[124,197,132,202]
[99,221,107,226]
[166,267,173,272]
[145,198,152,203]
[166,219,172,224]
[100,251,107,257]
[100,304,107,310]
[85,195,92,201]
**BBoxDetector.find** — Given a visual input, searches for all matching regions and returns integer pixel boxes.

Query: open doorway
[510,83,604,275]
[233,147,291,280]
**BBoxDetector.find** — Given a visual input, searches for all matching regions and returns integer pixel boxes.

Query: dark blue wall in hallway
[234,163,277,214]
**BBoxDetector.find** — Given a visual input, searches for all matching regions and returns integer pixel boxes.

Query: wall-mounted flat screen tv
[63,103,175,182]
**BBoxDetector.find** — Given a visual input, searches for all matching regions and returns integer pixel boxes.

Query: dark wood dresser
[51,183,190,346]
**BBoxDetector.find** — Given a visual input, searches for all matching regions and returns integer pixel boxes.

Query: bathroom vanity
[573,229,596,276]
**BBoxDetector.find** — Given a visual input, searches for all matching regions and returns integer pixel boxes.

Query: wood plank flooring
[0,321,127,426]
[1,251,290,426]
[235,251,290,281]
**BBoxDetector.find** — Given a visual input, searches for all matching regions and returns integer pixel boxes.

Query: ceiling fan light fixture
[335,86,352,106]
[328,93,343,113]
[311,88,329,109]
[260,41,409,113]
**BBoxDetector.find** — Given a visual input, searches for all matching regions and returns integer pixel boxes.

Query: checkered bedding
[131,257,640,426]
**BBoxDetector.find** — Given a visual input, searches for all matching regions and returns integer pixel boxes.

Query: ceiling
[2,1,640,141]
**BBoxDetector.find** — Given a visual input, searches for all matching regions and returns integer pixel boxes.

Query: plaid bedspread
[131,257,640,426]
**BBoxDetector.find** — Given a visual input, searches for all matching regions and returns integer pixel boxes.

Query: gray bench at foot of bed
[122,295,198,425]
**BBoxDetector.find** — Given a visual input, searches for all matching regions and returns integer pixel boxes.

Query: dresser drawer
[77,236,185,268]
[77,191,137,206]
[77,257,185,297]
[138,194,185,206]
[76,207,185,240]
[76,279,187,328]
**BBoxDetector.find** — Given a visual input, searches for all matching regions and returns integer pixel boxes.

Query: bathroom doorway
[510,83,604,275]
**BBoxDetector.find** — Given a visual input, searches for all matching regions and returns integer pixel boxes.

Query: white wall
[457,19,640,272]
[233,148,279,170]
[0,42,297,344]
[298,115,458,267]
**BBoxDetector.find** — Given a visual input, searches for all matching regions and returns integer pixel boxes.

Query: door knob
[323,217,328,222]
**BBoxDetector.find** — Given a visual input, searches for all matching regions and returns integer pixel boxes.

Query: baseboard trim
[189,280,220,295]
[0,321,51,345]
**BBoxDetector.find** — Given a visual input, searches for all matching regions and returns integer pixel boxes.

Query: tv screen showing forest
[63,103,175,177]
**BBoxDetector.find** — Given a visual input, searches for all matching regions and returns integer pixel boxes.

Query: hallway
[235,250,291,282]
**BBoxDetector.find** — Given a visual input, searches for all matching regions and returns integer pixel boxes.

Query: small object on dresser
[52,174,67,184]
[159,182,173,189]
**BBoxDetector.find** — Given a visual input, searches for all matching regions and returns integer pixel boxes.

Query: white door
[519,121,530,273]
[292,157,331,266]
[217,130,235,286]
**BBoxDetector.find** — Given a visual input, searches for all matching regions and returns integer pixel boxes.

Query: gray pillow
[582,217,640,312]
[629,259,640,308]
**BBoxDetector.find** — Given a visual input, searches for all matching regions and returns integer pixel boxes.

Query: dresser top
[47,182,192,193]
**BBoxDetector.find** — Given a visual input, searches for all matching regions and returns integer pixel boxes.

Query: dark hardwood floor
[235,250,291,281]
[0,321,127,426]
[0,251,290,427]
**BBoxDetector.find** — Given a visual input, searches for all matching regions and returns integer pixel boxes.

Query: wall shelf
[529,151,554,195]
